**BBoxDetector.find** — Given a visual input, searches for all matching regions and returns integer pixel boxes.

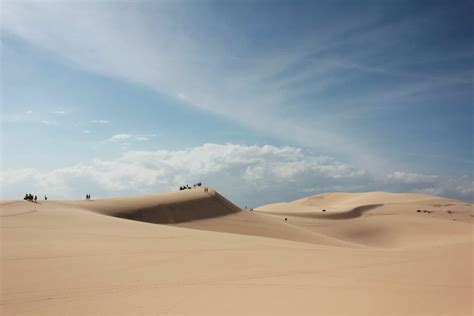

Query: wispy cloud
[52,110,65,114]
[0,2,396,170]
[109,133,157,142]
[90,120,109,124]
[41,120,49,124]
[387,171,438,184]
[2,109,36,122]
[2,1,471,177]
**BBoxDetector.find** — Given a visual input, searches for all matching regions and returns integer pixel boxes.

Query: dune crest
[1,189,472,315]
[64,187,241,224]
[256,191,473,248]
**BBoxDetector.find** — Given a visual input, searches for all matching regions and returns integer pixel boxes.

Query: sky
[1,0,473,206]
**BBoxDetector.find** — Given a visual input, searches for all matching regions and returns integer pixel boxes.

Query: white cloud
[1,1,470,184]
[1,143,471,205]
[1,168,38,184]
[52,110,65,114]
[40,120,58,125]
[387,171,438,184]
[110,134,132,142]
[109,133,156,142]
[0,1,426,173]
[90,120,109,124]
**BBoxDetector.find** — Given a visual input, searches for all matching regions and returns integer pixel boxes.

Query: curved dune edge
[256,191,472,220]
[57,189,473,249]
[259,203,385,219]
[50,189,474,249]
[2,197,473,315]
[255,191,473,248]
[60,187,242,224]
[1,190,472,315]
[54,188,363,248]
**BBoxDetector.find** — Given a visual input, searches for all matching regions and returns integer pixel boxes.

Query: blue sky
[1,0,472,206]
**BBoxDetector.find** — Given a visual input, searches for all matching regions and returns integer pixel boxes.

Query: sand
[1,188,473,315]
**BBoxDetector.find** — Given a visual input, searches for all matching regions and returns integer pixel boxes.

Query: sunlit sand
[1,188,472,315]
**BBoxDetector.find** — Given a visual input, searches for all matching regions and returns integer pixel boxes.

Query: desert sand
[1,187,473,315]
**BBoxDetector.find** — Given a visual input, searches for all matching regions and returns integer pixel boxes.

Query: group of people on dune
[179,182,202,190]
[24,193,46,202]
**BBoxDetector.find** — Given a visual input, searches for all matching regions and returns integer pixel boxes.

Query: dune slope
[1,190,473,315]
[62,187,241,224]
[256,192,473,248]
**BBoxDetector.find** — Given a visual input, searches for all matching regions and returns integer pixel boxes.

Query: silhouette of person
[34,195,37,203]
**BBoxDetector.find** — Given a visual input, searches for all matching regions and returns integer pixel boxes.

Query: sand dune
[62,187,241,224]
[258,191,472,221]
[257,203,384,219]
[256,191,473,248]
[1,189,472,315]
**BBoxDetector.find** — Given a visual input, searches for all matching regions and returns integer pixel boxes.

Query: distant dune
[1,188,472,315]
[256,191,473,248]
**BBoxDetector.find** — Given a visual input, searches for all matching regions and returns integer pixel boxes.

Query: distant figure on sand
[34,195,37,203]
[44,195,48,201]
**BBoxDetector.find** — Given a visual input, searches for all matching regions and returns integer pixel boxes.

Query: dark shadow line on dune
[113,205,241,225]
[99,191,243,225]
[258,204,384,220]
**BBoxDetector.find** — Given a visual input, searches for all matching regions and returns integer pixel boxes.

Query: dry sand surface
[1,188,473,315]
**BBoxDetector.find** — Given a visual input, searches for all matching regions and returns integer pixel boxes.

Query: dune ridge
[60,187,241,224]
[259,203,384,219]
[54,189,473,248]
[1,189,472,315]
[256,191,473,248]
